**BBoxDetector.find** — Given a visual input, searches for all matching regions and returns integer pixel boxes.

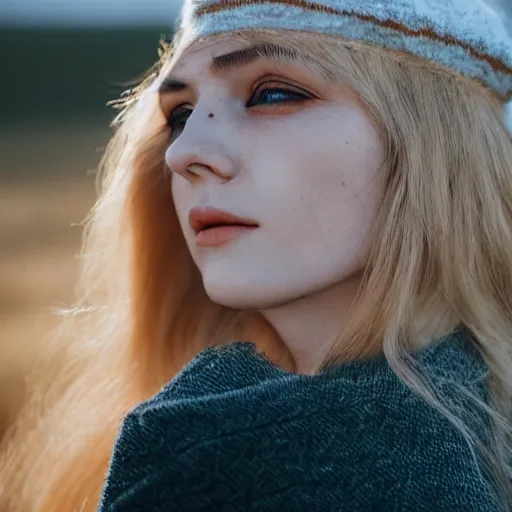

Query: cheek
[302,108,384,192]
[171,175,193,242]
[260,107,384,226]
[251,108,385,272]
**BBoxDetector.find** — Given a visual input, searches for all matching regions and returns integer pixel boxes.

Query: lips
[188,207,258,234]
[188,207,259,248]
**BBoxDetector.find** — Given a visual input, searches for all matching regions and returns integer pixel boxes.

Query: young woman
[1,0,512,510]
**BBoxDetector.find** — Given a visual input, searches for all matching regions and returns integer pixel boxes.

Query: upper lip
[188,207,259,234]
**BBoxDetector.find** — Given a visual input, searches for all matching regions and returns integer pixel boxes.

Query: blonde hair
[1,28,511,511]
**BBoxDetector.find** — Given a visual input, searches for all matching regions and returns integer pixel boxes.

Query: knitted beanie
[177,0,512,132]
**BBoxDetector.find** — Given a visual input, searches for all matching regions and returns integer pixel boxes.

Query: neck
[260,275,362,375]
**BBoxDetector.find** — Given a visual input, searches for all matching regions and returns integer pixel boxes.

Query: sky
[0,0,181,26]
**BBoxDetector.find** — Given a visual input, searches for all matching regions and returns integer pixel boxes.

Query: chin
[205,286,273,310]
[202,276,302,311]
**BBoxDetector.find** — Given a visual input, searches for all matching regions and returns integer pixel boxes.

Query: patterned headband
[178,0,512,131]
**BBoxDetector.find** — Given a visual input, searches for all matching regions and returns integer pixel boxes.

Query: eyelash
[167,82,312,137]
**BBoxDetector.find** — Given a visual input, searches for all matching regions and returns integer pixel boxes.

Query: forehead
[168,36,249,77]
[161,32,339,85]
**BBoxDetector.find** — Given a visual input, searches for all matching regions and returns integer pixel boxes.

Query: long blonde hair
[1,28,511,511]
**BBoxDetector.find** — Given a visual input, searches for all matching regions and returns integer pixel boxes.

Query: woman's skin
[161,37,386,373]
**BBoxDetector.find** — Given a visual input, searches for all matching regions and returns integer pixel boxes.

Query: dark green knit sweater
[98,330,502,511]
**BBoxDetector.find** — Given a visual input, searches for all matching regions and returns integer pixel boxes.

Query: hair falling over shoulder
[0,29,511,511]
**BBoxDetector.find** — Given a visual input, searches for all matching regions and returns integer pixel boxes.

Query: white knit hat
[178,0,512,132]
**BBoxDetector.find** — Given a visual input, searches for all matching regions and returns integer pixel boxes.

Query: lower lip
[195,225,258,247]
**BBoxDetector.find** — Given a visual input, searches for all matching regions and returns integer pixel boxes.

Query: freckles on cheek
[300,143,353,192]
[337,134,383,192]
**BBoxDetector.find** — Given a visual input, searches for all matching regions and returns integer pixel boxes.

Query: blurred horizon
[0,19,173,435]
[0,26,171,181]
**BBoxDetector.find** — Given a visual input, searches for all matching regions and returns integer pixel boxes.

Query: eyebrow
[158,78,189,93]
[211,43,300,71]
[158,43,320,94]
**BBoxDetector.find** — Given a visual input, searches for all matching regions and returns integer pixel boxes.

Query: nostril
[186,164,210,177]
[186,163,231,181]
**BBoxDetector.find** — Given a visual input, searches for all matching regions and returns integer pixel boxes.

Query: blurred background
[0,0,178,436]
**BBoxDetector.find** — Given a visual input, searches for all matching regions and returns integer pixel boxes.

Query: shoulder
[99,339,500,511]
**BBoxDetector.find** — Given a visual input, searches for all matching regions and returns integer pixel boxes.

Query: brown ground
[0,123,107,436]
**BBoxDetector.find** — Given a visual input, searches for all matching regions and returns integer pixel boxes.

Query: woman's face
[162,36,385,310]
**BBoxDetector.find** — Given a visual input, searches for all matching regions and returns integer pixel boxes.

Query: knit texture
[98,330,502,511]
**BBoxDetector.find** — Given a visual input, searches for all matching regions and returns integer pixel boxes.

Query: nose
[165,109,238,184]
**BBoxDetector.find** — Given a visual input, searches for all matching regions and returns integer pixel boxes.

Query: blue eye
[167,84,310,140]
[168,105,193,139]
[247,86,310,107]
